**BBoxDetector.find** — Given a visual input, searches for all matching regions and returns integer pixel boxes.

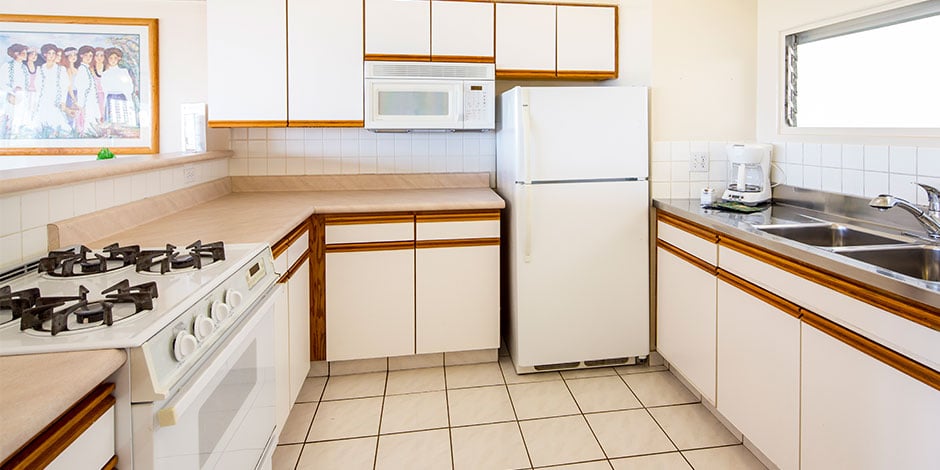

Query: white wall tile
[360,157,378,174]
[248,128,267,140]
[652,142,670,162]
[268,140,287,157]
[231,141,248,158]
[21,226,47,260]
[651,182,670,199]
[73,182,97,216]
[821,144,841,168]
[323,139,342,157]
[229,158,248,176]
[651,162,670,182]
[708,142,728,161]
[917,147,940,177]
[342,159,360,174]
[690,141,708,153]
[670,142,690,161]
[842,169,864,196]
[247,141,267,158]
[785,142,803,164]
[286,128,305,140]
[323,158,342,174]
[889,174,918,202]
[20,191,50,230]
[285,158,305,175]
[114,176,133,206]
[304,140,324,157]
[95,179,116,211]
[709,160,727,182]
[413,155,430,173]
[863,145,889,172]
[916,176,940,205]
[669,162,689,182]
[286,140,304,156]
[802,166,822,190]
[48,186,75,223]
[267,158,287,175]
[784,164,803,187]
[889,147,916,175]
[248,159,268,176]
[863,172,889,198]
[1,233,22,267]
[670,182,690,199]
[267,128,286,140]
[821,168,842,193]
[305,157,324,175]
[231,128,248,140]
[842,145,864,170]
[802,144,821,166]
[0,195,22,237]
[145,171,161,198]
[304,128,323,139]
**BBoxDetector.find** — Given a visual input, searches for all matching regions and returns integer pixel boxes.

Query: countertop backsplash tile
[227,128,497,179]
[654,140,940,206]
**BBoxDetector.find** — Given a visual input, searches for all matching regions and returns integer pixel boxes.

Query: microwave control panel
[463,81,495,130]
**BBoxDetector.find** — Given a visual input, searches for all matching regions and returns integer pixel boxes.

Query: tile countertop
[87,187,506,249]
[0,349,126,463]
[652,198,940,310]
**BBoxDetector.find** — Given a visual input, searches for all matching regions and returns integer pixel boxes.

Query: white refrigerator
[495,86,650,373]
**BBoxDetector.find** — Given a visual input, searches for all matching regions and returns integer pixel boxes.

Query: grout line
[371,368,389,470]
[442,357,456,470]
[559,372,611,462]
[499,353,535,470]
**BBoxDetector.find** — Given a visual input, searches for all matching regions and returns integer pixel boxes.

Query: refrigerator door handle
[523,184,532,263]
[522,92,532,185]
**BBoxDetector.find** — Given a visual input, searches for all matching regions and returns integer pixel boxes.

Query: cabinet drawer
[46,406,115,470]
[417,220,499,241]
[657,220,717,265]
[326,222,414,244]
[286,231,309,266]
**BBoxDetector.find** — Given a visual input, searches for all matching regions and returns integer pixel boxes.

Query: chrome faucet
[869,183,940,239]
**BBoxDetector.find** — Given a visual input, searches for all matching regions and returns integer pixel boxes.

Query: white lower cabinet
[273,283,290,431]
[287,259,310,400]
[416,244,499,353]
[717,278,800,470]
[656,246,717,403]
[801,323,940,470]
[326,247,415,361]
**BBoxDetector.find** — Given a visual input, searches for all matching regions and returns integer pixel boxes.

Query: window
[785,1,940,128]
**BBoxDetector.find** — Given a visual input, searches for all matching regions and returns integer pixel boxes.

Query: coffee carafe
[722,143,772,205]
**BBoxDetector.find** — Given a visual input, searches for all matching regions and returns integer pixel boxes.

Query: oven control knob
[194,315,215,341]
[173,331,198,362]
[211,300,231,322]
[225,290,244,309]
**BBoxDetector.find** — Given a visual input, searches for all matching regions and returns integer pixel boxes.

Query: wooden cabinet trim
[416,210,500,222]
[272,219,312,259]
[288,120,365,128]
[493,1,617,7]
[2,383,115,470]
[657,239,717,275]
[364,53,431,62]
[207,120,288,128]
[495,69,557,79]
[657,211,720,243]
[717,268,802,319]
[324,213,415,225]
[102,455,118,470]
[278,251,311,284]
[719,235,939,331]
[430,55,495,63]
[326,241,416,253]
[311,216,326,361]
[417,237,500,249]
[802,310,940,392]
[555,71,617,80]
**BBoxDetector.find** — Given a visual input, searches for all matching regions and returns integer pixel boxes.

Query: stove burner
[39,244,140,278]
[0,286,41,325]
[136,241,225,274]
[19,280,158,335]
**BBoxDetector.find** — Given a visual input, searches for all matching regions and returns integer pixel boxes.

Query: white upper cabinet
[365,0,431,58]
[207,0,287,124]
[495,2,556,75]
[288,0,364,124]
[432,1,495,60]
[556,5,617,77]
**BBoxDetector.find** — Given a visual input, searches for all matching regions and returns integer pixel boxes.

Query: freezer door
[523,87,648,181]
[506,180,650,368]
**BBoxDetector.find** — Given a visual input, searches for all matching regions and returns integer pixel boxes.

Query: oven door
[139,285,281,470]
[365,79,463,130]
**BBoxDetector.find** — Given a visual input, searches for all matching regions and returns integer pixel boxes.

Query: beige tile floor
[273,354,766,470]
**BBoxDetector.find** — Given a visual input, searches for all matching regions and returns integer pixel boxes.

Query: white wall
[0,0,226,169]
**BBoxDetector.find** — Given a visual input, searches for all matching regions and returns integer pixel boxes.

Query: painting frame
[0,14,159,155]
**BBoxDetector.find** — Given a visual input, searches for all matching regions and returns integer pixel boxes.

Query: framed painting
[0,15,158,155]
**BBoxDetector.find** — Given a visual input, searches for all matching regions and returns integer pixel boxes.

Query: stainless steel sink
[836,245,940,282]
[756,223,906,247]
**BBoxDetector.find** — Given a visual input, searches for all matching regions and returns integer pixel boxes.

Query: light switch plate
[690,152,709,172]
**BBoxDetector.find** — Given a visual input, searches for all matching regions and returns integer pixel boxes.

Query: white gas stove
[0,241,281,470]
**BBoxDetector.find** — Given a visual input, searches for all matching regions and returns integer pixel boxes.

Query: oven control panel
[131,247,277,402]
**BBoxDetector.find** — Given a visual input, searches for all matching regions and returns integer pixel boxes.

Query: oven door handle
[156,286,281,427]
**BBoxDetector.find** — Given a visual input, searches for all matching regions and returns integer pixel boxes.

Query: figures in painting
[0,36,140,140]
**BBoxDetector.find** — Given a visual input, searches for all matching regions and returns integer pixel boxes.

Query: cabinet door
[326,248,415,361]
[416,244,499,353]
[431,1,494,61]
[656,246,717,403]
[801,323,940,470]
[207,0,287,125]
[288,0,363,125]
[365,0,431,59]
[495,3,556,77]
[556,5,616,78]
[287,258,311,402]
[717,279,800,470]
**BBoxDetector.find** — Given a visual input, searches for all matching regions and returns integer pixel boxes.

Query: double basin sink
[754,223,940,283]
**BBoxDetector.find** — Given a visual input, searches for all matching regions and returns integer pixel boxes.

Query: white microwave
[365,61,495,131]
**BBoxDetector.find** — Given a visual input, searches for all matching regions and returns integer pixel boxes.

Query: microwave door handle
[156,288,279,427]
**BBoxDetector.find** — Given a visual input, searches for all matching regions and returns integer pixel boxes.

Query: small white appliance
[496,86,650,374]
[722,143,773,205]
[364,61,495,130]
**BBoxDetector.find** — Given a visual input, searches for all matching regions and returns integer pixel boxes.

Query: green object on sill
[97,148,115,160]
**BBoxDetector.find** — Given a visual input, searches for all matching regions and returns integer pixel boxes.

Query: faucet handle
[915,183,940,213]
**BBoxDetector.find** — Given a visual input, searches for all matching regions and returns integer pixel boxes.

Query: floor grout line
[500,354,535,470]
[370,368,389,470]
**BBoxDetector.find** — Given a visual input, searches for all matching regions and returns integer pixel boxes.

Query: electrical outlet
[690,152,709,172]
[182,164,196,185]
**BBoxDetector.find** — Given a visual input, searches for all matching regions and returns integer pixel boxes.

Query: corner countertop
[652,198,939,310]
[0,349,126,462]
[88,187,505,248]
